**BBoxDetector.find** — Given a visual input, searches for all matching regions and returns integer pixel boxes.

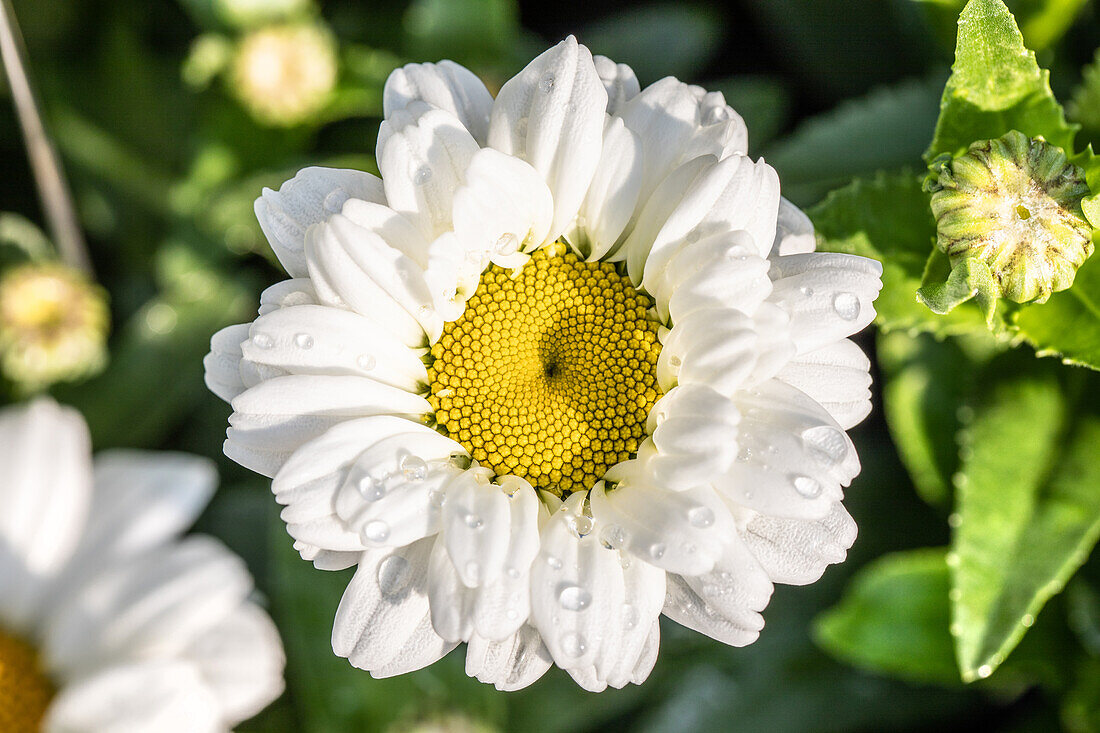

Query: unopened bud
[0,264,109,391]
[928,130,1094,304]
[232,23,337,127]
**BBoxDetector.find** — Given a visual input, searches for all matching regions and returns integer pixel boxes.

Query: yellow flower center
[427,245,662,497]
[0,628,54,732]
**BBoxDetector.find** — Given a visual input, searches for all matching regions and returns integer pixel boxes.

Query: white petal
[204,324,250,403]
[664,574,763,647]
[593,55,639,115]
[465,626,553,691]
[618,78,748,209]
[43,536,252,678]
[226,374,430,477]
[681,531,773,633]
[530,492,624,672]
[776,339,872,430]
[657,308,758,396]
[451,147,554,263]
[630,621,661,685]
[576,117,643,260]
[0,399,91,628]
[294,542,360,571]
[711,379,860,520]
[650,230,771,323]
[639,154,781,293]
[771,197,816,257]
[442,473,538,587]
[340,199,432,268]
[488,36,607,240]
[644,385,741,492]
[307,213,441,344]
[767,252,883,354]
[256,166,385,277]
[273,416,464,555]
[44,661,222,733]
[257,278,318,316]
[590,479,734,576]
[740,501,856,585]
[244,304,428,393]
[384,60,494,145]
[597,558,665,689]
[185,603,285,725]
[332,539,457,675]
[423,231,485,321]
[377,106,479,241]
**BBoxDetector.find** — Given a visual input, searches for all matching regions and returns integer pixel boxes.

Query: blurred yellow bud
[928,130,1095,304]
[0,263,109,391]
[232,23,337,127]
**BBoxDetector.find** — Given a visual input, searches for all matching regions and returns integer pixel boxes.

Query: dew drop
[790,474,823,499]
[687,505,715,528]
[561,632,586,657]
[703,105,731,125]
[669,355,683,368]
[798,285,815,297]
[463,512,484,530]
[546,555,563,570]
[494,233,520,256]
[569,515,594,538]
[252,333,274,349]
[323,189,348,213]
[976,664,993,679]
[538,73,555,93]
[558,584,592,612]
[832,292,861,321]
[362,520,390,543]
[1022,614,1035,628]
[801,426,848,465]
[506,608,519,620]
[506,566,520,579]
[357,353,376,371]
[414,166,433,186]
[357,476,385,502]
[377,555,410,596]
[649,543,666,560]
[599,524,626,549]
[622,603,639,630]
[400,454,428,481]
[294,333,314,349]
[429,487,446,508]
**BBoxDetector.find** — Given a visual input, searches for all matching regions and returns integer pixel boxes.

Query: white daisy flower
[206,37,882,692]
[0,399,285,731]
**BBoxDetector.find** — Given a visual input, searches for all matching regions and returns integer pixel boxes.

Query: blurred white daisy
[0,399,284,731]
[206,37,882,692]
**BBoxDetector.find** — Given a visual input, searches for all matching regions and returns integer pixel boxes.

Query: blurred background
[2,0,1100,731]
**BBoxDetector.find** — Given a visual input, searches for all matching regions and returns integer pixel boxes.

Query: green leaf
[916,253,999,324]
[403,0,525,73]
[877,331,993,507]
[950,354,1100,681]
[765,76,943,206]
[925,0,1076,162]
[1062,658,1100,733]
[1012,254,1100,371]
[814,548,961,685]
[810,170,987,336]
[578,4,724,84]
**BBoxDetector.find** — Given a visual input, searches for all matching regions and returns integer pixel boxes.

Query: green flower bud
[928,130,1095,304]
[0,263,109,391]
[231,23,337,127]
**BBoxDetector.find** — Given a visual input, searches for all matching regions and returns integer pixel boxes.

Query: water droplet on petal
[558,584,592,611]
[400,454,428,481]
[802,426,848,465]
[687,505,715,528]
[506,608,519,620]
[546,555,563,570]
[362,520,390,543]
[357,476,385,502]
[649,543,666,560]
[506,566,520,579]
[790,474,823,498]
[569,515,594,537]
[357,353,376,371]
[600,524,626,549]
[377,555,410,596]
[798,285,815,297]
[622,603,638,630]
[323,189,348,213]
[463,512,483,530]
[494,233,520,256]
[832,292,861,321]
[414,166,432,186]
[252,333,273,349]
[538,73,555,93]
[295,333,314,349]
[561,632,586,657]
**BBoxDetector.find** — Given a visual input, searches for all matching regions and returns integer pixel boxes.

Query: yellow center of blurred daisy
[0,629,53,731]
[427,244,662,496]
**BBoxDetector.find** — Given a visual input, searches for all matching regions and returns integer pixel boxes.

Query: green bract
[928,131,1094,304]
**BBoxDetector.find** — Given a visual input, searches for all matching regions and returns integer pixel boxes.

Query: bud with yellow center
[928,130,1095,304]
[0,263,109,391]
[232,23,338,127]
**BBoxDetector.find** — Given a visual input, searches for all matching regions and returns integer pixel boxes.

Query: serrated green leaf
[814,548,961,685]
[766,77,943,206]
[1012,255,1100,370]
[810,171,987,336]
[925,0,1076,162]
[951,355,1100,681]
[917,254,999,324]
